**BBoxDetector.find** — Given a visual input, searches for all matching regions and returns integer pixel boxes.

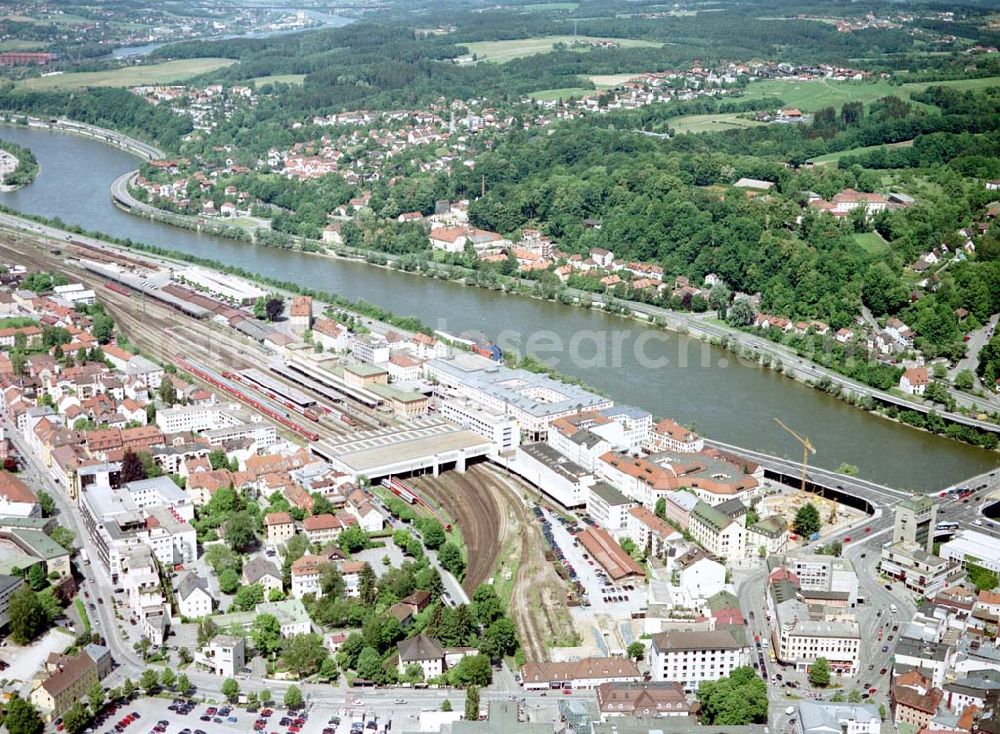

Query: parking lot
[536,507,646,618]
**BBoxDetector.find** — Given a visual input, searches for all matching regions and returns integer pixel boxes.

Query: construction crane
[774,417,816,494]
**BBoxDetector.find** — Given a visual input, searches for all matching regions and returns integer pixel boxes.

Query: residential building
[520,657,642,690]
[0,471,40,518]
[30,652,99,720]
[645,419,704,454]
[176,572,213,619]
[892,671,944,729]
[688,500,745,563]
[291,554,329,599]
[0,573,25,627]
[650,629,747,691]
[397,634,445,679]
[264,511,296,546]
[880,542,962,598]
[899,367,930,396]
[595,681,694,719]
[242,555,283,596]
[195,635,245,677]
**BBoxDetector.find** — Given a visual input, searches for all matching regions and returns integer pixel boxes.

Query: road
[949,314,998,391]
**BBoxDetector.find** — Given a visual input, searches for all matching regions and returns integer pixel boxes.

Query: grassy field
[21,58,235,90]
[589,73,642,88]
[521,2,580,10]
[464,35,661,63]
[809,139,914,165]
[251,74,306,86]
[528,86,594,100]
[671,112,765,134]
[854,231,890,255]
[742,76,1000,112]
[0,40,50,51]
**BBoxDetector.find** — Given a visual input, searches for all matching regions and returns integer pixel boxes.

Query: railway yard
[415,464,576,663]
[0,226,580,663]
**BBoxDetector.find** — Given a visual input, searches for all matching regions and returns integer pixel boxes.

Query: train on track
[174,354,321,442]
[381,476,452,531]
[104,281,132,297]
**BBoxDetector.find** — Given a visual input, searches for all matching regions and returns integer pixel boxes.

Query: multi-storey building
[650,629,747,691]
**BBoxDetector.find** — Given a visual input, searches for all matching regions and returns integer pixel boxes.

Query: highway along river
[1,124,997,490]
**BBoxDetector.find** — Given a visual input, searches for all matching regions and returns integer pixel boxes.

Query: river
[0,124,996,490]
[109,9,354,58]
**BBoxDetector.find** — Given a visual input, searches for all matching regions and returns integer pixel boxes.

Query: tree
[627,641,645,661]
[232,583,264,612]
[246,691,260,709]
[954,369,975,391]
[3,696,43,734]
[61,703,90,734]
[437,541,465,577]
[252,614,282,656]
[160,667,176,690]
[265,298,283,322]
[37,491,55,518]
[420,521,446,550]
[320,564,345,599]
[121,679,136,700]
[282,633,327,678]
[338,526,369,553]
[464,685,480,721]
[697,667,768,725]
[91,313,114,343]
[27,564,47,591]
[87,680,106,711]
[225,511,256,552]
[140,668,159,694]
[359,563,377,607]
[176,673,193,696]
[120,450,146,483]
[654,497,667,520]
[794,503,821,537]
[355,646,385,683]
[809,657,831,687]
[221,678,240,702]
[471,584,502,627]
[448,654,492,687]
[8,586,46,644]
[479,618,518,663]
[727,297,755,327]
[158,377,177,406]
[50,526,74,551]
[283,685,303,709]
[219,568,240,594]
[441,700,452,712]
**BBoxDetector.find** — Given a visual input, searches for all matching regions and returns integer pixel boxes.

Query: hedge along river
[0,123,997,491]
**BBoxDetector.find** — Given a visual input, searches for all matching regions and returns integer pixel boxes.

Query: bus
[936,521,959,531]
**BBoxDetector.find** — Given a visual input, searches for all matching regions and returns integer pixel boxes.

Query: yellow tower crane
[774,417,816,494]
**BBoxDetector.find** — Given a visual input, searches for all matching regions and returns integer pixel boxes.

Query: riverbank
[0,137,38,190]
[113,164,1000,452]
[2,115,163,160]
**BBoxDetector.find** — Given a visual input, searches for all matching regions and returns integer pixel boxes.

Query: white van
[889,603,898,614]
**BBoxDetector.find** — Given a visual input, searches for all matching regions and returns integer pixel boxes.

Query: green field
[251,74,306,86]
[21,58,236,90]
[854,231,890,255]
[522,2,579,10]
[0,40,50,51]
[463,35,661,63]
[671,112,765,135]
[809,139,914,165]
[528,86,594,100]
[742,76,1000,112]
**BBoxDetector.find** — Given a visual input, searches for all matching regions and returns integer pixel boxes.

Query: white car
[394,699,407,705]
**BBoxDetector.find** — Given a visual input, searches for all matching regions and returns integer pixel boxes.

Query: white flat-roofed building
[799,702,881,734]
[155,404,265,435]
[174,268,267,304]
[599,406,652,453]
[350,334,391,364]
[650,629,747,691]
[310,417,493,483]
[941,530,1000,573]
[771,597,860,676]
[427,355,614,440]
[587,481,637,533]
[195,635,245,677]
[438,398,520,453]
[511,442,595,508]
